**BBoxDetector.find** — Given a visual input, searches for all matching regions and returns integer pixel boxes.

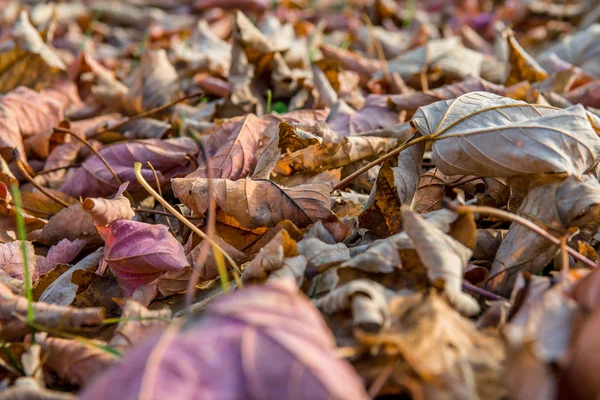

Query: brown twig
[91,93,203,138]
[332,134,428,191]
[444,201,597,269]
[12,149,69,208]
[35,164,80,176]
[362,14,392,86]
[53,127,136,206]
[462,281,506,301]
[133,207,202,219]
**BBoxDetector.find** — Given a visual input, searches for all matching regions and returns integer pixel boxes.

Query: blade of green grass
[9,185,35,335]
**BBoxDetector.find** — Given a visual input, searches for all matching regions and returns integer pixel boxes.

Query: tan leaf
[355,292,505,399]
[504,30,548,86]
[489,175,600,295]
[359,141,425,237]
[39,336,117,386]
[82,182,135,226]
[39,203,97,246]
[411,92,600,177]
[109,300,171,354]
[539,24,600,77]
[0,11,66,93]
[315,279,391,333]
[0,241,36,282]
[172,177,333,229]
[241,229,299,284]
[188,114,267,180]
[402,207,480,316]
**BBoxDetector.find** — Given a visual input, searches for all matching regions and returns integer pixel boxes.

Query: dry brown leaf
[315,279,391,333]
[489,175,600,295]
[402,207,480,316]
[504,30,548,86]
[173,177,332,229]
[355,292,505,399]
[82,182,134,227]
[39,203,97,246]
[39,336,117,386]
[359,141,425,237]
[411,92,600,177]
[539,24,600,78]
[0,11,66,93]
[187,236,247,282]
[241,229,299,284]
[0,241,36,282]
[109,300,171,354]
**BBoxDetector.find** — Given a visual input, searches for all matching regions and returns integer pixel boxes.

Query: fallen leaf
[359,141,425,237]
[109,300,171,354]
[489,175,600,295]
[35,238,87,278]
[39,336,117,386]
[402,207,480,316]
[39,203,97,246]
[60,137,199,198]
[0,281,104,340]
[411,92,600,177]
[539,24,600,77]
[0,241,36,282]
[0,11,66,92]
[82,182,135,226]
[173,177,333,229]
[81,284,369,400]
[504,30,548,86]
[101,220,189,296]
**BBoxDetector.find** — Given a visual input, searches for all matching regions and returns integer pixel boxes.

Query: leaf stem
[99,93,203,135]
[332,134,428,191]
[133,163,241,291]
[13,150,69,208]
[444,202,597,269]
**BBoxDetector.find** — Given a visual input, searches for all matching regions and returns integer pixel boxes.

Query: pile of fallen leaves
[2,0,600,398]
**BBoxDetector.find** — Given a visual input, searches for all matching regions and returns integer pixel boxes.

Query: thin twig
[35,164,80,176]
[12,150,69,208]
[332,134,428,191]
[133,163,241,284]
[146,162,173,230]
[363,14,392,86]
[93,93,203,137]
[53,127,136,206]
[133,207,202,219]
[444,201,597,269]
[462,281,506,301]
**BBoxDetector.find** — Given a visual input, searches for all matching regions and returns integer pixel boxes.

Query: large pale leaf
[60,137,198,198]
[172,177,333,229]
[539,24,600,77]
[411,92,600,177]
[81,284,369,400]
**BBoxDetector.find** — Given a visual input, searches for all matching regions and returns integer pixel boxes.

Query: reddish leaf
[60,137,199,198]
[81,284,369,400]
[101,220,189,296]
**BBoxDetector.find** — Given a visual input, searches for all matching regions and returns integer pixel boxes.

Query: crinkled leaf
[60,137,198,198]
[0,240,36,282]
[412,92,600,177]
[82,182,135,227]
[173,177,333,229]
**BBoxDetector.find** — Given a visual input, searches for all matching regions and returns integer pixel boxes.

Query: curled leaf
[173,177,333,229]
[82,182,135,226]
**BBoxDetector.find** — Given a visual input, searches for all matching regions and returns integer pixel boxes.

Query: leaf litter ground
[1,1,600,399]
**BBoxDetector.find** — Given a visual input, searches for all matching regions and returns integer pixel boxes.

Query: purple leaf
[35,238,87,280]
[60,137,198,198]
[101,220,188,296]
[81,284,369,400]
